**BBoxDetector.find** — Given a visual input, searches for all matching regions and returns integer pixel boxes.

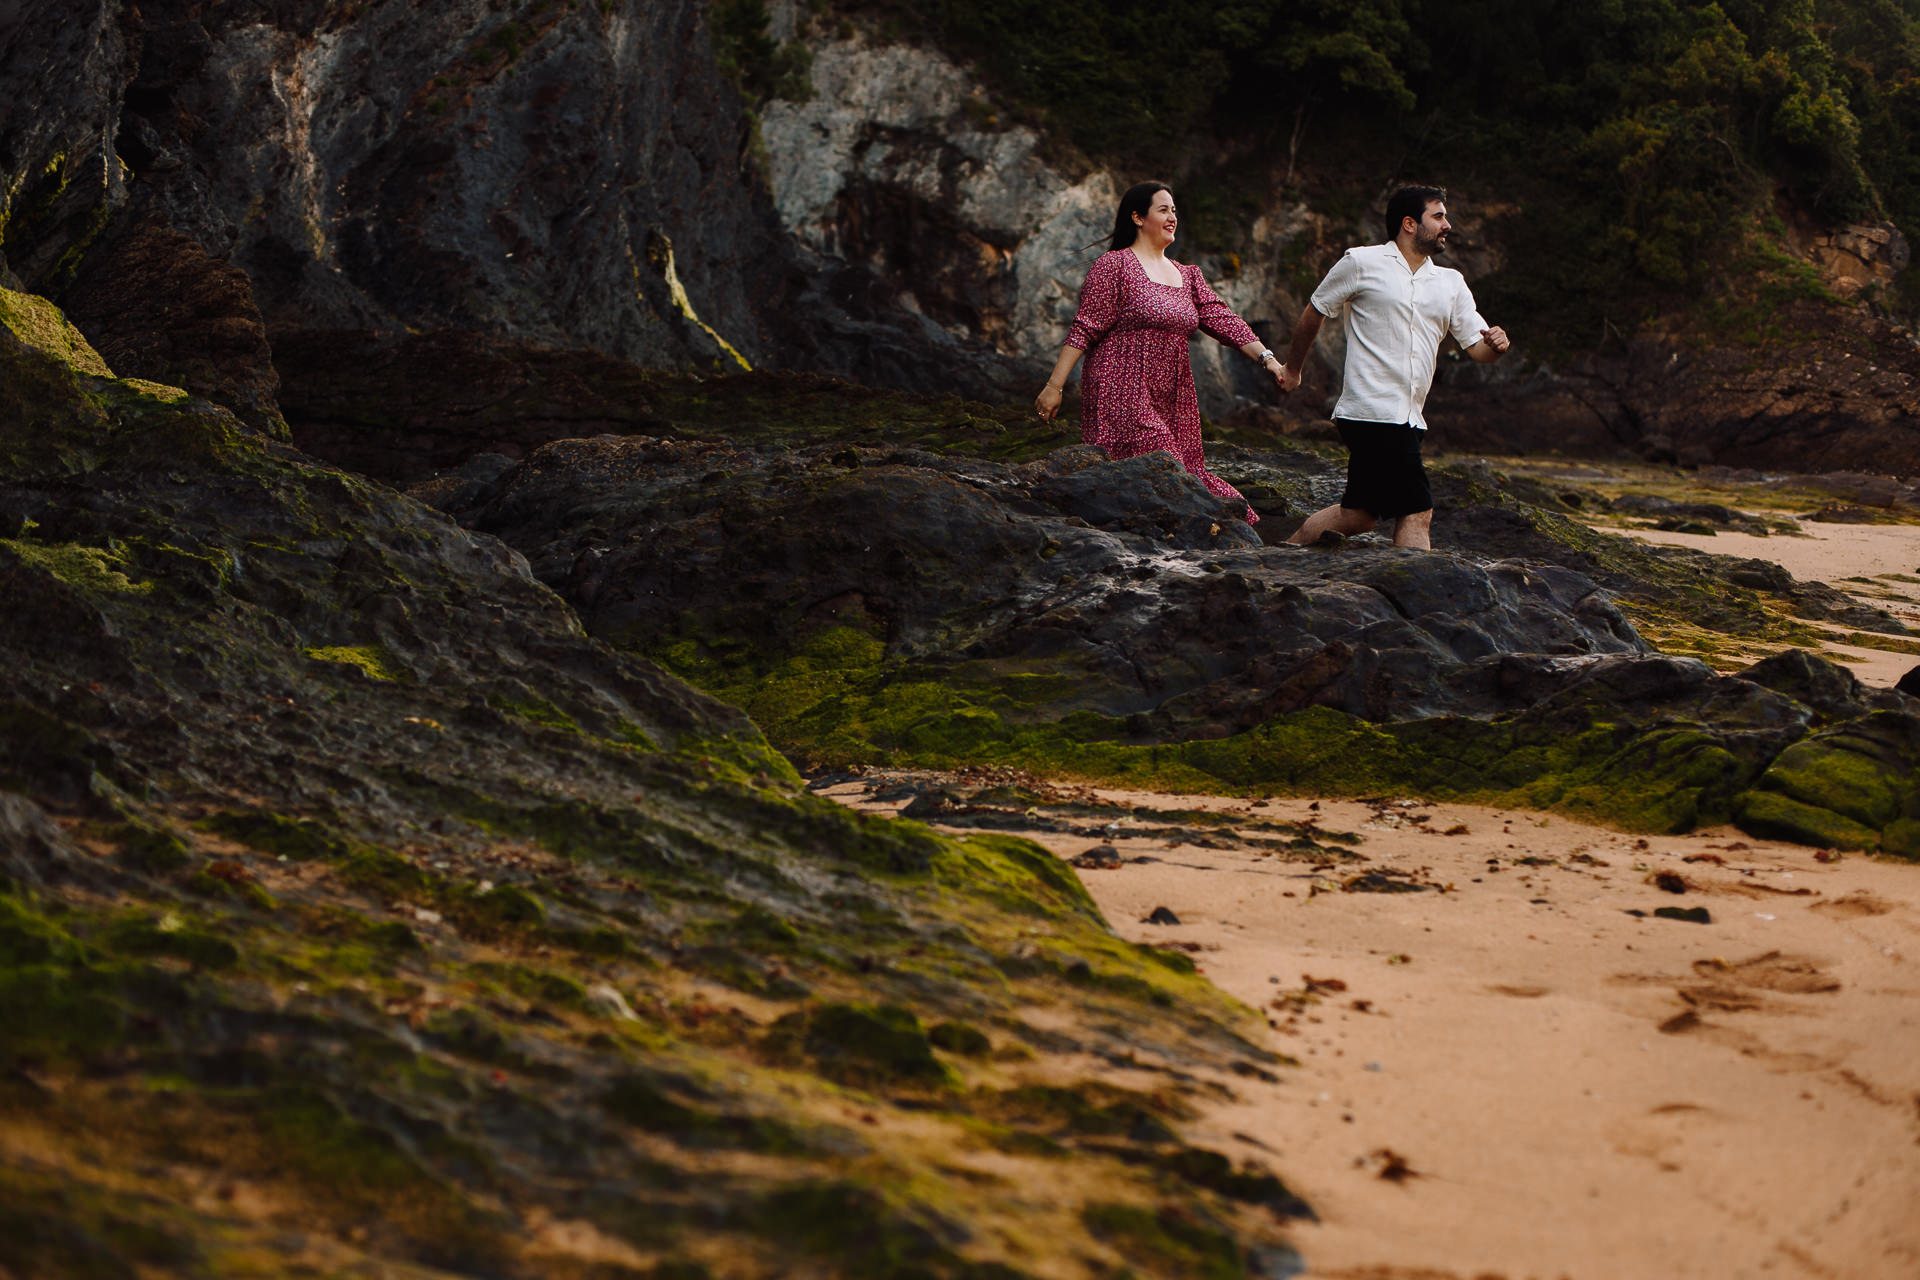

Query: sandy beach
[830,786,1920,1280]
[1608,504,1920,690]
[820,501,1920,1277]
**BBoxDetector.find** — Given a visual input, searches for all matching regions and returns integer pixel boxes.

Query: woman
[1035,181,1283,523]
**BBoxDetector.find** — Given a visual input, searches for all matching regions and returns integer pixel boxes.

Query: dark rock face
[0,300,1304,1278]
[441,437,1643,730]
[59,215,285,433]
[1426,302,1920,475]
[3,1,818,434]
[426,430,1920,847]
[277,329,667,481]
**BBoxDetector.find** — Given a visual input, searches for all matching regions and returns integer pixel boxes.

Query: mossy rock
[460,884,547,930]
[928,1020,992,1057]
[986,1084,1180,1142]
[110,820,193,875]
[1731,789,1881,850]
[0,286,113,377]
[1881,818,1920,861]
[105,916,240,969]
[731,902,801,947]
[337,849,436,899]
[0,1165,198,1279]
[362,920,422,951]
[0,895,86,967]
[0,965,131,1061]
[1744,718,1920,830]
[201,809,358,862]
[791,1002,955,1088]
[751,1180,962,1274]
[1081,1201,1245,1280]
[602,1072,811,1154]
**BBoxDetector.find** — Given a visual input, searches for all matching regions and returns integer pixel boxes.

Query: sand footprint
[1811,892,1896,920]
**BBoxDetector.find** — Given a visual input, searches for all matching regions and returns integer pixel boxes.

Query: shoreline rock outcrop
[423,421,1920,853]
[0,287,1308,1278]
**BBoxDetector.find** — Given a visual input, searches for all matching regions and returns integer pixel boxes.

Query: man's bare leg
[1286,504,1377,545]
[1390,509,1433,550]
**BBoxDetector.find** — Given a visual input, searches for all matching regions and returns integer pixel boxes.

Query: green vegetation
[0,286,113,376]
[828,0,1920,336]
[303,643,407,682]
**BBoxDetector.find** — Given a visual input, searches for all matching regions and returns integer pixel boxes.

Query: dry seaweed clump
[0,294,1305,1277]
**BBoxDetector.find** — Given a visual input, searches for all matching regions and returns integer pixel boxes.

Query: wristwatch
[1257,348,1278,365]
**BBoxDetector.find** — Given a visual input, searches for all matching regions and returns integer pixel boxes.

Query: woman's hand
[1262,357,1287,389]
[1035,382,1064,421]
[1277,363,1302,393]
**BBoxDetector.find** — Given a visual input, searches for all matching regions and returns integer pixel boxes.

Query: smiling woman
[1033,181,1282,524]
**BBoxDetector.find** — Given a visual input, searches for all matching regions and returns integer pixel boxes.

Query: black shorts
[1337,419,1432,518]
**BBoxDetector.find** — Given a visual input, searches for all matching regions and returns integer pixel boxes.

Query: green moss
[602,1072,811,1154]
[486,693,579,732]
[0,964,132,1061]
[1749,733,1911,830]
[338,848,435,899]
[1081,1201,1244,1280]
[0,1165,197,1279]
[0,539,152,595]
[0,286,113,377]
[120,378,190,404]
[927,1020,992,1056]
[731,902,801,947]
[255,1085,501,1261]
[110,820,193,874]
[362,920,422,951]
[986,1083,1182,1141]
[303,644,407,682]
[751,1180,959,1273]
[1732,789,1881,849]
[185,866,276,912]
[471,961,586,1011]
[200,809,358,862]
[1881,818,1920,861]
[105,915,240,969]
[0,895,86,966]
[459,884,547,931]
[1732,713,1920,850]
[781,1001,956,1088]
[933,831,1101,921]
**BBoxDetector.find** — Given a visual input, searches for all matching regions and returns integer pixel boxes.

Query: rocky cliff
[0,282,1326,1277]
[6,2,1914,475]
[4,0,810,424]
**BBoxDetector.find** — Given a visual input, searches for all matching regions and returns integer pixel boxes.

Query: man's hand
[1466,326,1510,363]
[1277,363,1303,393]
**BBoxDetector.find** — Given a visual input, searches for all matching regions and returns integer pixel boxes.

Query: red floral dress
[1065,249,1261,523]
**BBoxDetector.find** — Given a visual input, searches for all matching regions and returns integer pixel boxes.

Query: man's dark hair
[1385,185,1447,237]
[1108,181,1174,252]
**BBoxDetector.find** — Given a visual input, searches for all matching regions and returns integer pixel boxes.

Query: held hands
[1034,383,1064,421]
[1261,357,1287,390]
[1277,363,1302,393]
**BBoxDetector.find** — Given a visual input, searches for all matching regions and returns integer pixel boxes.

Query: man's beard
[1415,229,1448,256]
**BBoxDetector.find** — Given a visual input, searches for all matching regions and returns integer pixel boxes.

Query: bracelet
[1257,348,1277,365]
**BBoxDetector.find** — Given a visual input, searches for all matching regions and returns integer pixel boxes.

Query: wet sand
[826,510,1920,1276]
[1618,520,1920,689]
[831,786,1920,1279]
[1053,793,1920,1280]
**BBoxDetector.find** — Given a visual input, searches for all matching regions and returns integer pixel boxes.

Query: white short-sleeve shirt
[1309,242,1489,430]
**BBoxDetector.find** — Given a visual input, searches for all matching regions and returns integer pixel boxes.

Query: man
[1278,186,1509,550]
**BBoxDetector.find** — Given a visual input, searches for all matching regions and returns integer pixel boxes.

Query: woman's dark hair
[1108,181,1174,251]
[1385,185,1446,237]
